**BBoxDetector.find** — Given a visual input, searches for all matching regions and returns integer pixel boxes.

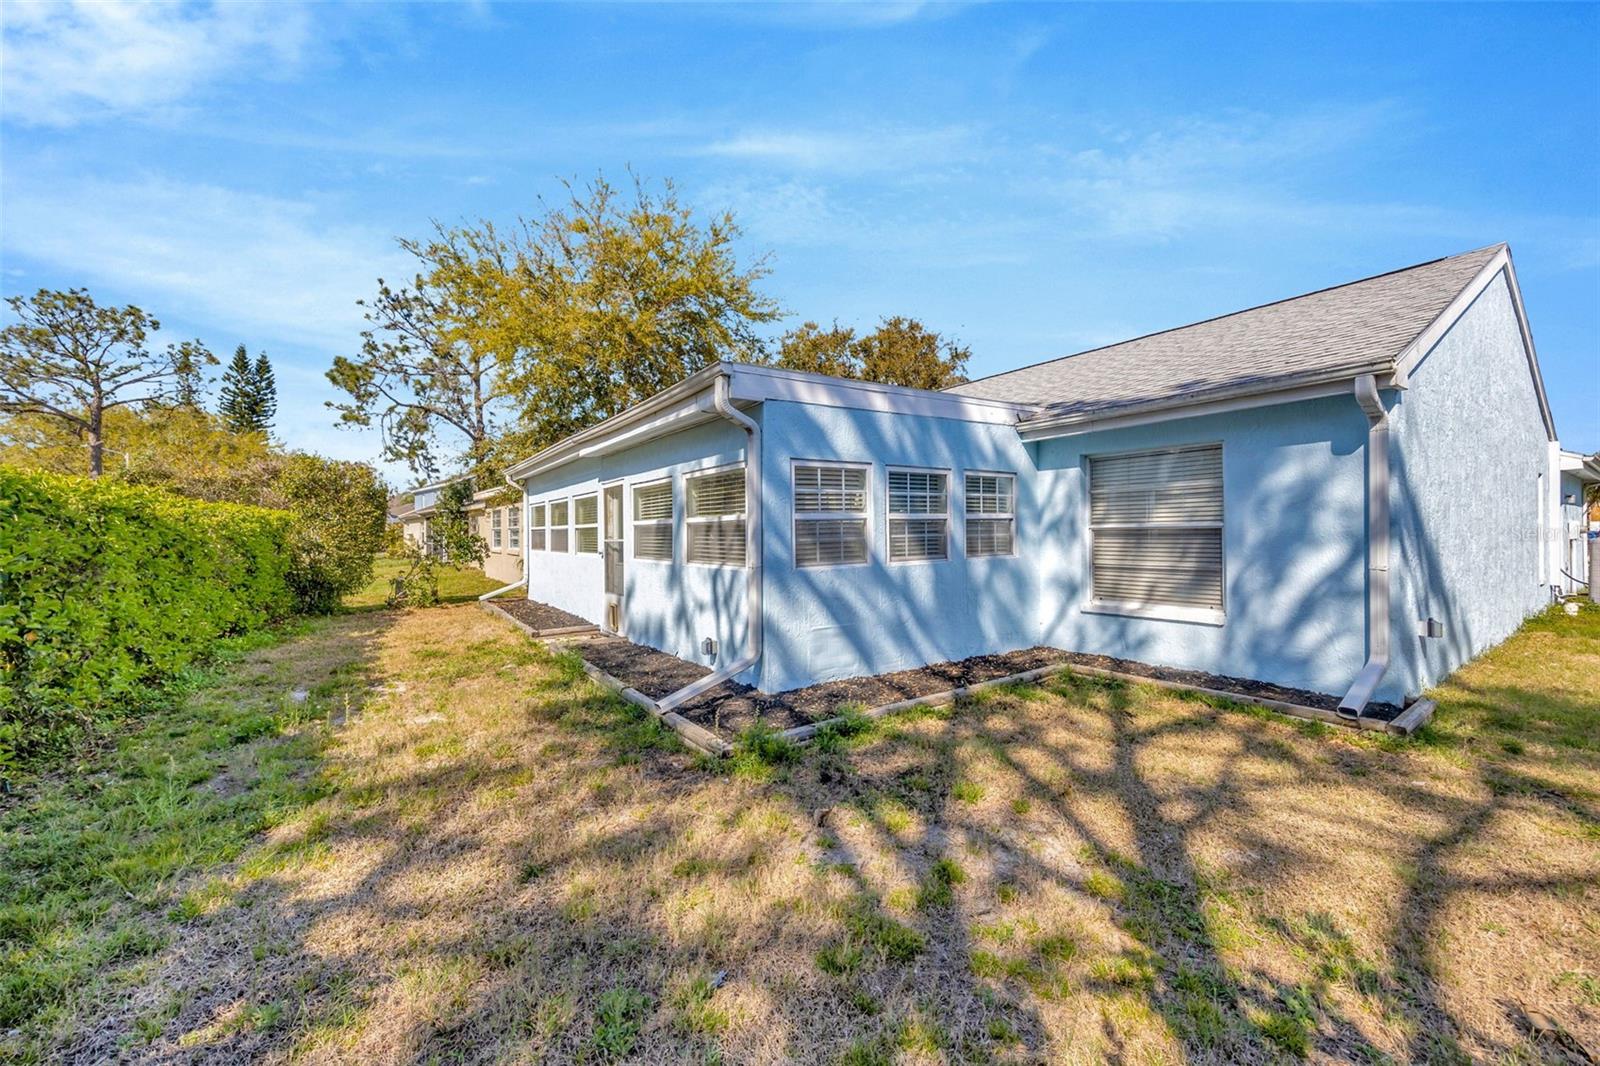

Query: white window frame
[529,502,547,552]
[573,493,600,555]
[490,507,503,550]
[885,465,950,564]
[684,461,747,568]
[549,498,571,554]
[963,470,1016,558]
[792,459,871,569]
[1084,442,1226,626]
[507,504,520,551]
[631,477,674,563]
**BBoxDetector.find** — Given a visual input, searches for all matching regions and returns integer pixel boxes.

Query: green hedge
[0,469,297,770]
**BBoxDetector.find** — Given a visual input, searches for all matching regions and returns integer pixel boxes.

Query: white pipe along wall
[656,373,764,712]
[1338,373,1392,717]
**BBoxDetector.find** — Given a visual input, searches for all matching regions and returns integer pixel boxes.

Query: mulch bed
[1052,651,1405,722]
[570,636,714,700]
[492,597,592,633]
[524,621,1404,740]
[676,646,1076,735]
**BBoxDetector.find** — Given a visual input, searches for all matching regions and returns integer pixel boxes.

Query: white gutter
[656,372,763,713]
[1338,374,1391,718]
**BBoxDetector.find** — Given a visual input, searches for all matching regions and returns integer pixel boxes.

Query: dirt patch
[492,597,591,633]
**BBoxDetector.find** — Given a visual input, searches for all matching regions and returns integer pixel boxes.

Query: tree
[0,289,216,477]
[219,344,276,433]
[500,175,782,448]
[773,320,859,378]
[772,315,970,390]
[329,173,781,477]
[327,224,517,480]
[266,454,389,613]
[251,351,277,431]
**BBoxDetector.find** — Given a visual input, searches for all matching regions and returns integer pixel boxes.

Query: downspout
[1338,374,1390,719]
[657,373,763,712]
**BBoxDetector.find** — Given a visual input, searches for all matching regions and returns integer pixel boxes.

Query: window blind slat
[796,518,868,567]
[1089,446,1224,612]
[633,524,672,561]
[965,517,1013,557]
[687,519,746,565]
[633,481,673,521]
[795,466,866,513]
[688,469,745,518]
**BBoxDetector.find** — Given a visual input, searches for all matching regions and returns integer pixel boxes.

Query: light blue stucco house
[504,244,1588,717]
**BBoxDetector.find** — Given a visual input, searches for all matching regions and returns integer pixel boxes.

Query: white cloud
[697,124,978,173]
[2,170,408,352]
[0,0,313,126]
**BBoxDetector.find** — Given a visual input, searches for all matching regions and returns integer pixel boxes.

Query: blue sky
[3,1,1596,482]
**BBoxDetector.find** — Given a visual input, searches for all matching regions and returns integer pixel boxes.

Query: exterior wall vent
[701,637,718,659]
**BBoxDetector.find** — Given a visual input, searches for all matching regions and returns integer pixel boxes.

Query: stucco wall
[755,399,1038,693]
[519,417,754,677]
[1034,396,1371,700]
[1388,271,1551,701]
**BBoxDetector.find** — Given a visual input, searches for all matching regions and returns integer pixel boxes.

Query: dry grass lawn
[5,602,1597,1064]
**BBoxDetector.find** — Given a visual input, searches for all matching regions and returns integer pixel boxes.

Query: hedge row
[0,468,298,770]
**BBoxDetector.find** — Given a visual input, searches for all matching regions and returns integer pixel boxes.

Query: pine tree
[251,351,277,432]
[219,344,255,431]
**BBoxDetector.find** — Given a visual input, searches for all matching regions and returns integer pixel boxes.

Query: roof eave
[1016,363,1394,441]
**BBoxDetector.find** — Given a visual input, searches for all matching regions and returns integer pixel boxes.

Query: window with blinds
[794,464,868,567]
[550,499,570,553]
[508,506,520,550]
[1088,444,1224,613]
[965,472,1015,557]
[529,503,546,551]
[887,469,948,562]
[632,479,673,561]
[490,508,503,550]
[574,494,600,554]
[686,466,746,565]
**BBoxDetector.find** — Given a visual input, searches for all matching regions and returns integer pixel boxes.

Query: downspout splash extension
[657,373,763,714]
[1338,373,1390,719]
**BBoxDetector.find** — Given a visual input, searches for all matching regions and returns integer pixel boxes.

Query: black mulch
[571,636,714,700]
[493,597,592,634]
[541,628,1403,741]
[1052,651,1404,722]
[677,646,1077,735]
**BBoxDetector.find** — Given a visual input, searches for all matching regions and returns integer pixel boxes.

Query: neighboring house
[386,492,414,526]
[502,244,1578,715]
[467,488,525,586]
[1558,450,1600,596]
[397,475,467,558]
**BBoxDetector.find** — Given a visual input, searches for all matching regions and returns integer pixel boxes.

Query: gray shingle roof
[948,245,1504,418]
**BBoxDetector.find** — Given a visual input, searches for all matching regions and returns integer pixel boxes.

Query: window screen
[574,494,599,554]
[1088,444,1223,611]
[794,464,868,567]
[965,473,1015,557]
[549,499,570,553]
[529,503,546,551]
[632,480,673,561]
[887,469,948,562]
[686,467,746,565]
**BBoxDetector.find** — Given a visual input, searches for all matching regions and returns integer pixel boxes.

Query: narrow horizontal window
[574,493,599,554]
[887,469,948,562]
[549,499,570,554]
[632,480,673,561]
[795,464,868,567]
[1089,444,1223,613]
[965,473,1015,557]
[686,467,746,565]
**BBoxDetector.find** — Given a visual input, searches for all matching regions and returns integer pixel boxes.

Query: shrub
[0,469,296,770]
[269,454,389,614]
